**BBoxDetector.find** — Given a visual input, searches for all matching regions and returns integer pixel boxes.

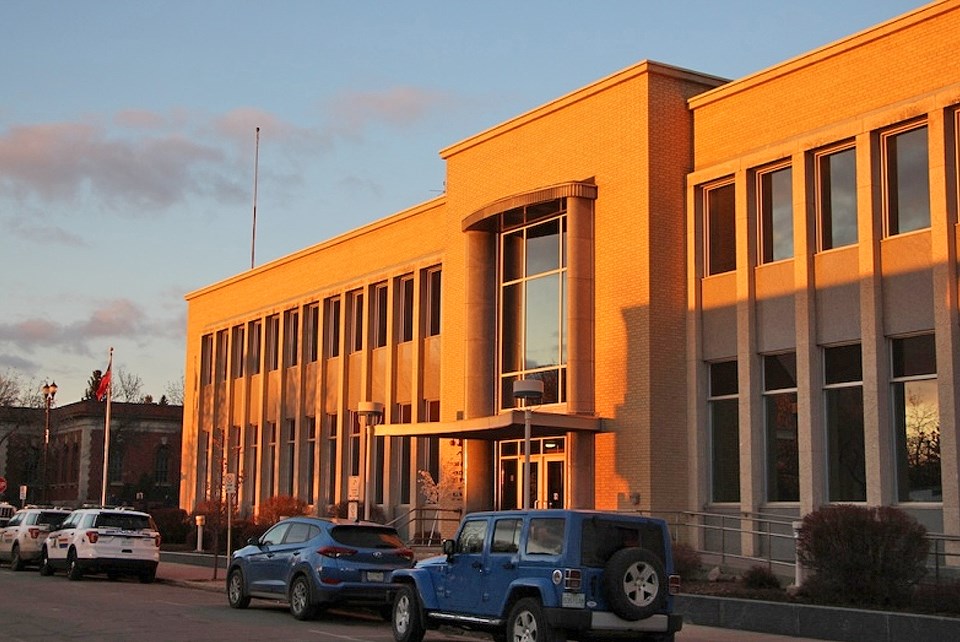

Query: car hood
[414,554,447,568]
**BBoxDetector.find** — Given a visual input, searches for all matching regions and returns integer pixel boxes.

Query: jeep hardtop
[391,509,682,642]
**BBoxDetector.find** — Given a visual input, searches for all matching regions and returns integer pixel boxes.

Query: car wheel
[505,597,558,642]
[67,549,83,581]
[139,566,156,584]
[289,575,318,621]
[227,568,251,609]
[603,547,667,621]
[392,584,425,642]
[39,548,54,576]
[10,543,25,572]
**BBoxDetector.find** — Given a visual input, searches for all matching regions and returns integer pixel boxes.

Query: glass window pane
[764,353,796,391]
[526,219,560,277]
[894,379,941,502]
[501,283,522,373]
[826,386,866,501]
[886,126,930,235]
[892,334,936,377]
[525,274,560,368]
[765,392,799,502]
[760,167,793,263]
[502,231,524,283]
[710,361,738,397]
[707,183,737,275]
[819,147,858,250]
[824,345,862,384]
[711,398,740,502]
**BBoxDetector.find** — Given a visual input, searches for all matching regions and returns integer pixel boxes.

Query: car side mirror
[442,538,456,558]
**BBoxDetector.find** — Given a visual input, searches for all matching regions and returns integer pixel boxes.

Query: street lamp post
[513,379,543,510]
[357,401,384,521]
[41,381,58,504]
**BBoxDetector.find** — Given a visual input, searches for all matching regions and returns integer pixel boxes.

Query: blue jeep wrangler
[391,509,682,642]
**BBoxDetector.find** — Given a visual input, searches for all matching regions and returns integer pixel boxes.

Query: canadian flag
[96,360,112,402]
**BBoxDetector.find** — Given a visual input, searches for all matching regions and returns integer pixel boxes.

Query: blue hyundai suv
[391,510,682,642]
[227,516,415,620]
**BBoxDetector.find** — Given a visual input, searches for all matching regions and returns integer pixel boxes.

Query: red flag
[96,365,111,401]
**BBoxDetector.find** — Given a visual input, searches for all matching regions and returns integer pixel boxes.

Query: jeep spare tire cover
[602,547,667,621]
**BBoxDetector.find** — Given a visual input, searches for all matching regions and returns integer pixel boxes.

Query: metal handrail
[387,506,462,546]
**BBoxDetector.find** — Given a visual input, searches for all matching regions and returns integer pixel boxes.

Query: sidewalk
[157,552,227,591]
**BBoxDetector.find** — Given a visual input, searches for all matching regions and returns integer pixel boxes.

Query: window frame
[708,360,740,504]
[823,343,866,502]
[756,161,794,264]
[882,120,931,237]
[704,179,737,276]
[815,143,858,252]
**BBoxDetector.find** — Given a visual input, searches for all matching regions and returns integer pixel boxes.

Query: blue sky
[0,0,927,404]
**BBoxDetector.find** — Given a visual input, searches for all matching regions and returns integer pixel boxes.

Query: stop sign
[0,476,7,494]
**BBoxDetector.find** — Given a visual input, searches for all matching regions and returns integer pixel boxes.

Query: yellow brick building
[183,1,960,547]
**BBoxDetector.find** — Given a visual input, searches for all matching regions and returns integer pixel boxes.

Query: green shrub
[796,504,928,606]
[742,564,781,589]
[671,542,702,579]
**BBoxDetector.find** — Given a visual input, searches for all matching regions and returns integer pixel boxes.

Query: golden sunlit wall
[686,0,960,553]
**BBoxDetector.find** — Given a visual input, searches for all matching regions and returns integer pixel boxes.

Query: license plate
[561,592,585,608]
[366,571,385,583]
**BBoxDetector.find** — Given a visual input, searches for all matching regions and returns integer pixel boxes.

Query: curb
[676,594,960,641]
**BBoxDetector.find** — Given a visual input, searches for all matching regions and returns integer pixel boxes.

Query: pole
[250,126,260,270]
[363,421,373,521]
[100,348,113,507]
[523,404,531,510]
[42,394,50,504]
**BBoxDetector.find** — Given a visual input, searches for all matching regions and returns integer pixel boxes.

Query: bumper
[312,582,400,607]
[76,557,158,574]
[545,607,683,635]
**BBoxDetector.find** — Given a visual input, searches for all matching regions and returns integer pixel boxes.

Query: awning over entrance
[374,410,602,441]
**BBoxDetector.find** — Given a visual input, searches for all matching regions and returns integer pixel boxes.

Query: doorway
[497,437,566,509]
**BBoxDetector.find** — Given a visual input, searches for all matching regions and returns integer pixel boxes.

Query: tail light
[317,546,356,559]
[154,534,162,547]
[564,568,582,591]
[397,548,415,562]
[28,528,40,539]
[669,574,681,595]
[86,531,99,544]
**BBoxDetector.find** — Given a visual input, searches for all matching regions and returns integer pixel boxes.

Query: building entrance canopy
[374,410,602,441]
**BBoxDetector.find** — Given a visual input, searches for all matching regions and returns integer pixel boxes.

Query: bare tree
[164,375,184,406]
[113,368,144,402]
[0,369,43,407]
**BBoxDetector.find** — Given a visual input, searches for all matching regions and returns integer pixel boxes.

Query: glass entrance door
[497,437,565,509]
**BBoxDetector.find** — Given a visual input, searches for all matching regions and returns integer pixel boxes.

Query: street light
[513,379,543,510]
[41,381,58,504]
[357,401,384,521]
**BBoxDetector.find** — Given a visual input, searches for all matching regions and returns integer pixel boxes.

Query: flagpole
[100,347,113,507]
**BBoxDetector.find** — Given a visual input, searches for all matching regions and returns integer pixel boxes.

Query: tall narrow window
[228,425,240,475]
[817,146,858,250]
[349,412,361,476]
[705,181,736,275]
[248,319,262,375]
[758,164,793,263]
[395,404,413,504]
[306,416,316,504]
[884,124,930,236]
[425,267,442,337]
[265,315,280,371]
[892,334,940,502]
[764,353,798,502]
[372,282,388,349]
[264,421,277,497]
[825,344,865,502]
[398,275,414,343]
[305,303,320,363]
[154,445,169,484]
[349,290,364,353]
[500,200,566,408]
[200,335,213,385]
[421,400,441,488]
[325,414,338,505]
[231,325,245,379]
[709,361,740,503]
[246,424,259,506]
[216,330,229,382]
[325,296,341,358]
[284,309,299,367]
[283,419,296,496]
